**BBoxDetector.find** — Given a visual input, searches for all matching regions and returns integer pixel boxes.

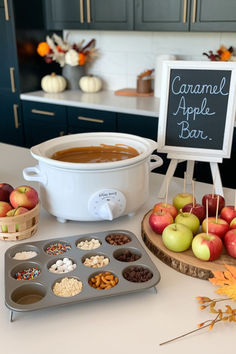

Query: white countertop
[1,143,235,354]
[20,90,160,117]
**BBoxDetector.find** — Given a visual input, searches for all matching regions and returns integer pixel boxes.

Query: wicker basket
[0,203,40,241]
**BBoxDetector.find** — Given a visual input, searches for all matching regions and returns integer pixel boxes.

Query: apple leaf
[209,264,236,301]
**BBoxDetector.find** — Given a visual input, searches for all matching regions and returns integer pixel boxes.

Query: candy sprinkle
[45,242,72,256]
[16,266,40,280]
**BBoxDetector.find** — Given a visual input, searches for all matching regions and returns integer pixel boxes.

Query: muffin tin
[5,230,161,320]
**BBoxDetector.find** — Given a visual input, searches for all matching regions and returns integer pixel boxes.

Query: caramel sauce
[51,144,139,163]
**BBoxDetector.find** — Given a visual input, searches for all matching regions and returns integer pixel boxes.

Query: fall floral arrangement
[203,45,234,61]
[160,264,236,346]
[37,33,98,67]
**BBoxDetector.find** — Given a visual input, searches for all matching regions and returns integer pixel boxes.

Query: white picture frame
[157,61,236,162]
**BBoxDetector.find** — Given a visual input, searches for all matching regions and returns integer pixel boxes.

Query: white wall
[64,30,236,91]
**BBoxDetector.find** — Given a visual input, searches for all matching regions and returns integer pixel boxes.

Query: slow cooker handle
[149,154,163,171]
[23,165,47,185]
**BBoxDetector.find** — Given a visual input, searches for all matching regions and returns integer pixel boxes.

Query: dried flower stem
[159,319,221,346]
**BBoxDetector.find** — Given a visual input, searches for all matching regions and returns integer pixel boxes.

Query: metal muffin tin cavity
[5,230,161,319]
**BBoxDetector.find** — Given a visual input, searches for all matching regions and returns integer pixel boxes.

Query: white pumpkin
[79,75,102,93]
[41,73,67,93]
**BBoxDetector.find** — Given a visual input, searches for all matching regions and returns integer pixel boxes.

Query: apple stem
[216,195,219,222]
[234,190,236,211]
[206,199,209,235]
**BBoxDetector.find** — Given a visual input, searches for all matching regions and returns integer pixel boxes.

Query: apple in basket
[0,201,13,217]
[10,185,38,210]
[0,183,14,202]
[1,207,30,233]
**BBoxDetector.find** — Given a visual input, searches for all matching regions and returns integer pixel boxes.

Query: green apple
[162,223,193,252]
[1,224,8,233]
[175,212,200,235]
[172,193,195,211]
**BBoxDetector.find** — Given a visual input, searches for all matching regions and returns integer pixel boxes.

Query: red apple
[10,185,39,210]
[230,217,236,230]
[0,183,14,202]
[202,194,225,217]
[192,232,223,261]
[202,217,229,239]
[6,206,29,217]
[220,206,236,224]
[224,229,236,258]
[149,210,173,234]
[182,203,206,223]
[153,202,178,219]
[0,201,13,217]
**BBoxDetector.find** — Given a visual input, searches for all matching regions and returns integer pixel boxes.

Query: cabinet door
[0,7,18,95]
[190,0,236,32]
[22,101,67,147]
[89,0,133,30]
[68,107,116,134]
[45,0,88,30]
[0,94,24,146]
[135,0,190,31]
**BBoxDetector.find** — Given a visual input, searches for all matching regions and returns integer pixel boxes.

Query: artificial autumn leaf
[209,264,236,301]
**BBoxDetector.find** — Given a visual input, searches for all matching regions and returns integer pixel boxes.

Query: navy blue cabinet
[0,2,24,146]
[135,0,189,32]
[68,107,116,134]
[135,0,236,32]
[22,101,67,148]
[45,0,133,30]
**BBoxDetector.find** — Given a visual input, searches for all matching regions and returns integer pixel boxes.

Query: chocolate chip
[106,233,131,246]
[123,266,153,283]
[115,250,141,262]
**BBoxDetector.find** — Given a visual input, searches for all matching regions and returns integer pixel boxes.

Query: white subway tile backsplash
[64,30,236,90]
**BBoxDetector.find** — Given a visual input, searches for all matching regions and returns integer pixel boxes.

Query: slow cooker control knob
[88,189,126,221]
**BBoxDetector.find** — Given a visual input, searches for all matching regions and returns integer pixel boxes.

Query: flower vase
[62,65,85,90]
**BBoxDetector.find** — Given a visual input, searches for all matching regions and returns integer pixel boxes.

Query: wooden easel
[158,157,224,198]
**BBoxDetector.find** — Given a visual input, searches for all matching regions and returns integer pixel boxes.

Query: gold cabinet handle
[31,109,55,116]
[183,0,187,23]
[87,0,91,23]
[9,68,16,93]
[192,0,197,23]
[4,0,9,21]
[80,0,84,23]
[78,116,104,124]
[13,104,19,129]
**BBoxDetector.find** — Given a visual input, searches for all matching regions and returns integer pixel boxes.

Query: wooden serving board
[114,88,154,97]
[141,210,236,280]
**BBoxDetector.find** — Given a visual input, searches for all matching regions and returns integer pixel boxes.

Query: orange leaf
[209,264,236,301]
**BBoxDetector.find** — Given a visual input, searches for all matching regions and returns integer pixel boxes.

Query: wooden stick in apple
[165,178,169,206]
[192,179,195,208]
[234,190,236,211]
[206,199,209,235]
[211,174,216,198]
[183,172,186,194]
[216,195,220,223]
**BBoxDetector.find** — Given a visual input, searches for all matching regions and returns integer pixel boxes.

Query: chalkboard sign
[158,61,236,162]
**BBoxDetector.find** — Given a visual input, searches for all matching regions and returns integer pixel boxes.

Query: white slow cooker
[23,132,163,222]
